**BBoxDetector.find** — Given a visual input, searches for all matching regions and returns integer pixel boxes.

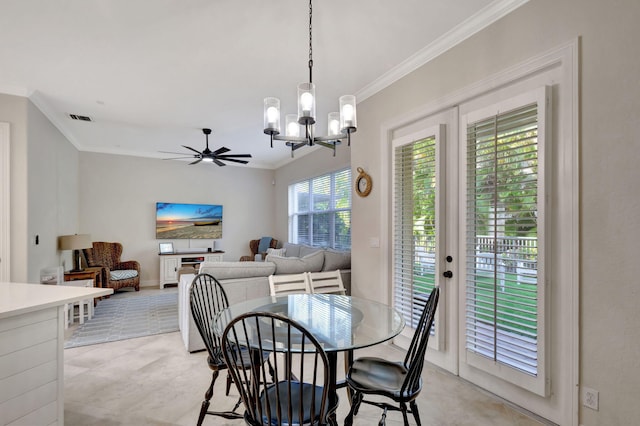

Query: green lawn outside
[413,270,537,336]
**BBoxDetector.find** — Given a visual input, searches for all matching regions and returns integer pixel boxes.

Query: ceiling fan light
[202,157,214,163]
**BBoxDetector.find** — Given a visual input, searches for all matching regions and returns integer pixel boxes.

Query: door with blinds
[459,86,550,396]
[391,107,459,374]
[390,87,550,390]
[388,47,576,423]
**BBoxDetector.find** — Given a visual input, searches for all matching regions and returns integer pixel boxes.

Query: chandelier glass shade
[263,0,357,157]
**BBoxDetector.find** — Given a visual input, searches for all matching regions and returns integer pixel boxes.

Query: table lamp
[58,234,92,272]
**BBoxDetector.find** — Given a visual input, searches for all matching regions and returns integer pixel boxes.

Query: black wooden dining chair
[222,311,339,426]
[344,287,440,426]
[190,273,270,424]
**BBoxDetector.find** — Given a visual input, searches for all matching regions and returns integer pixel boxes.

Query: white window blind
[289,168,351,250]
[463,87,549,396]
[393,135,438,330]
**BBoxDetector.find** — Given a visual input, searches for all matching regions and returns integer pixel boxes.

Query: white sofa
[179,243,351,352]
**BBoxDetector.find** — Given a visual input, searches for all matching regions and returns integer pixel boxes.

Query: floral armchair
[239,238,278,261]
[83,241,140,292]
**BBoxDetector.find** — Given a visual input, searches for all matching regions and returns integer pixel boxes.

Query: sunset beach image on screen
[156,202,223,239]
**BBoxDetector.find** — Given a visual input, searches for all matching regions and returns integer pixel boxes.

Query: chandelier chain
[308,0,313,83]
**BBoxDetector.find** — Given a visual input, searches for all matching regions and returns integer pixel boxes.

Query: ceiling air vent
[69,114,92,122]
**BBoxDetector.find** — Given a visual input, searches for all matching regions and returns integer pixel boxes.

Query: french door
[391,108,459,373]
[391,89,549,386]
[387,44,578,425]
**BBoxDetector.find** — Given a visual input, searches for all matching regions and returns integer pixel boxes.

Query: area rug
[64,291,178,349]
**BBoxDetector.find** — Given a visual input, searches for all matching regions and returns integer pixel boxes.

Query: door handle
[443,270,453,278]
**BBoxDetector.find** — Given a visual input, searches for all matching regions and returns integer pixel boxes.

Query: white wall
[350,0,640,424]
[78,152,276,287]
[27,101,80,282]
[0,94,28,282]
[0,94,80,283]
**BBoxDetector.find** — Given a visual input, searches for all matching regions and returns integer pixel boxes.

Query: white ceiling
[0,0,525,169]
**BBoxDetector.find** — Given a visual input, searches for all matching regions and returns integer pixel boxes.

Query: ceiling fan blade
[182,145,202,155]
[216,153,253,159]
[218,157,249,164]
[213,147,230,155]
[168,130,251,167]
[163,156,197,160]
[159,150,194,155]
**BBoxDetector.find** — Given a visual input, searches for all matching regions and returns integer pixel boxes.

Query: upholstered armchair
[83,242,140,292]
[239,238,278,261]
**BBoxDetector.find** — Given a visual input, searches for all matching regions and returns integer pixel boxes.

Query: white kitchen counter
[0,281,112,319]
[0,282,113,425]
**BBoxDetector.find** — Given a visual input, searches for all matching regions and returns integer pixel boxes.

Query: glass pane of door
[392,124,447,353]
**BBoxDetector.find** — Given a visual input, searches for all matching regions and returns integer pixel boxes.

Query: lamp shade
[58,234,92,251]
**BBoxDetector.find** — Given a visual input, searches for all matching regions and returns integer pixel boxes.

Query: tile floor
[63,289,547,425]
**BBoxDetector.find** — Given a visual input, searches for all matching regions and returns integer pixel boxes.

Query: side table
[60,279,94,327]
[65,268,104,304]
[64,267,103,288]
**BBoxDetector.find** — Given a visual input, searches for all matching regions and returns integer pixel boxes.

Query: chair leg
[231,395,243,413]
[379,406,388,426]
[344,391,363,426]
[267,356,275,382]
[400,402,410,426]
[225,371,233,395]
[197,370,218,426]
[410,400,422,426]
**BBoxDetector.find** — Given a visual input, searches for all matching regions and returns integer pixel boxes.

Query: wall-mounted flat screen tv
[156,202,223,239]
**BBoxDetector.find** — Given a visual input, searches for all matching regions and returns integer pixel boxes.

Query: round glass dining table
[214,294,405,353]
[214,293,405,420]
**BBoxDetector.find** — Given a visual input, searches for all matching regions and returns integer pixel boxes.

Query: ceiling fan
[161,128,252,166]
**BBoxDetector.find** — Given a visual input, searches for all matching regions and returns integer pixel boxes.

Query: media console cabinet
[159,251,224,289]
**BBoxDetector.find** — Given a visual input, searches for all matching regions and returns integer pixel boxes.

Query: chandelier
[263,0,357,157]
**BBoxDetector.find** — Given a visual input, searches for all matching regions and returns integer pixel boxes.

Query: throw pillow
[268,250,325,275]
[299,244,323,257]
[199,261,275,279]
[266,247,286,257]
[322,250,351,272]
[110,269,138,280]
[283,242,301,258]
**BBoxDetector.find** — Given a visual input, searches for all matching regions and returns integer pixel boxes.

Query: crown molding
[0,85,32,97]
[356,0,529,102]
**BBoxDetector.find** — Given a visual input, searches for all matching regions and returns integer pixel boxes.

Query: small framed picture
[159,242,174,254]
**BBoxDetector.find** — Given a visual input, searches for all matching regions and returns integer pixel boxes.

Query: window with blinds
[464,88,549,396]
[289,168,351,250]
[393,135,438,331]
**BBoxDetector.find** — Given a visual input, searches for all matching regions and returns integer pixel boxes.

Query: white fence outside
[412,235,537,288]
